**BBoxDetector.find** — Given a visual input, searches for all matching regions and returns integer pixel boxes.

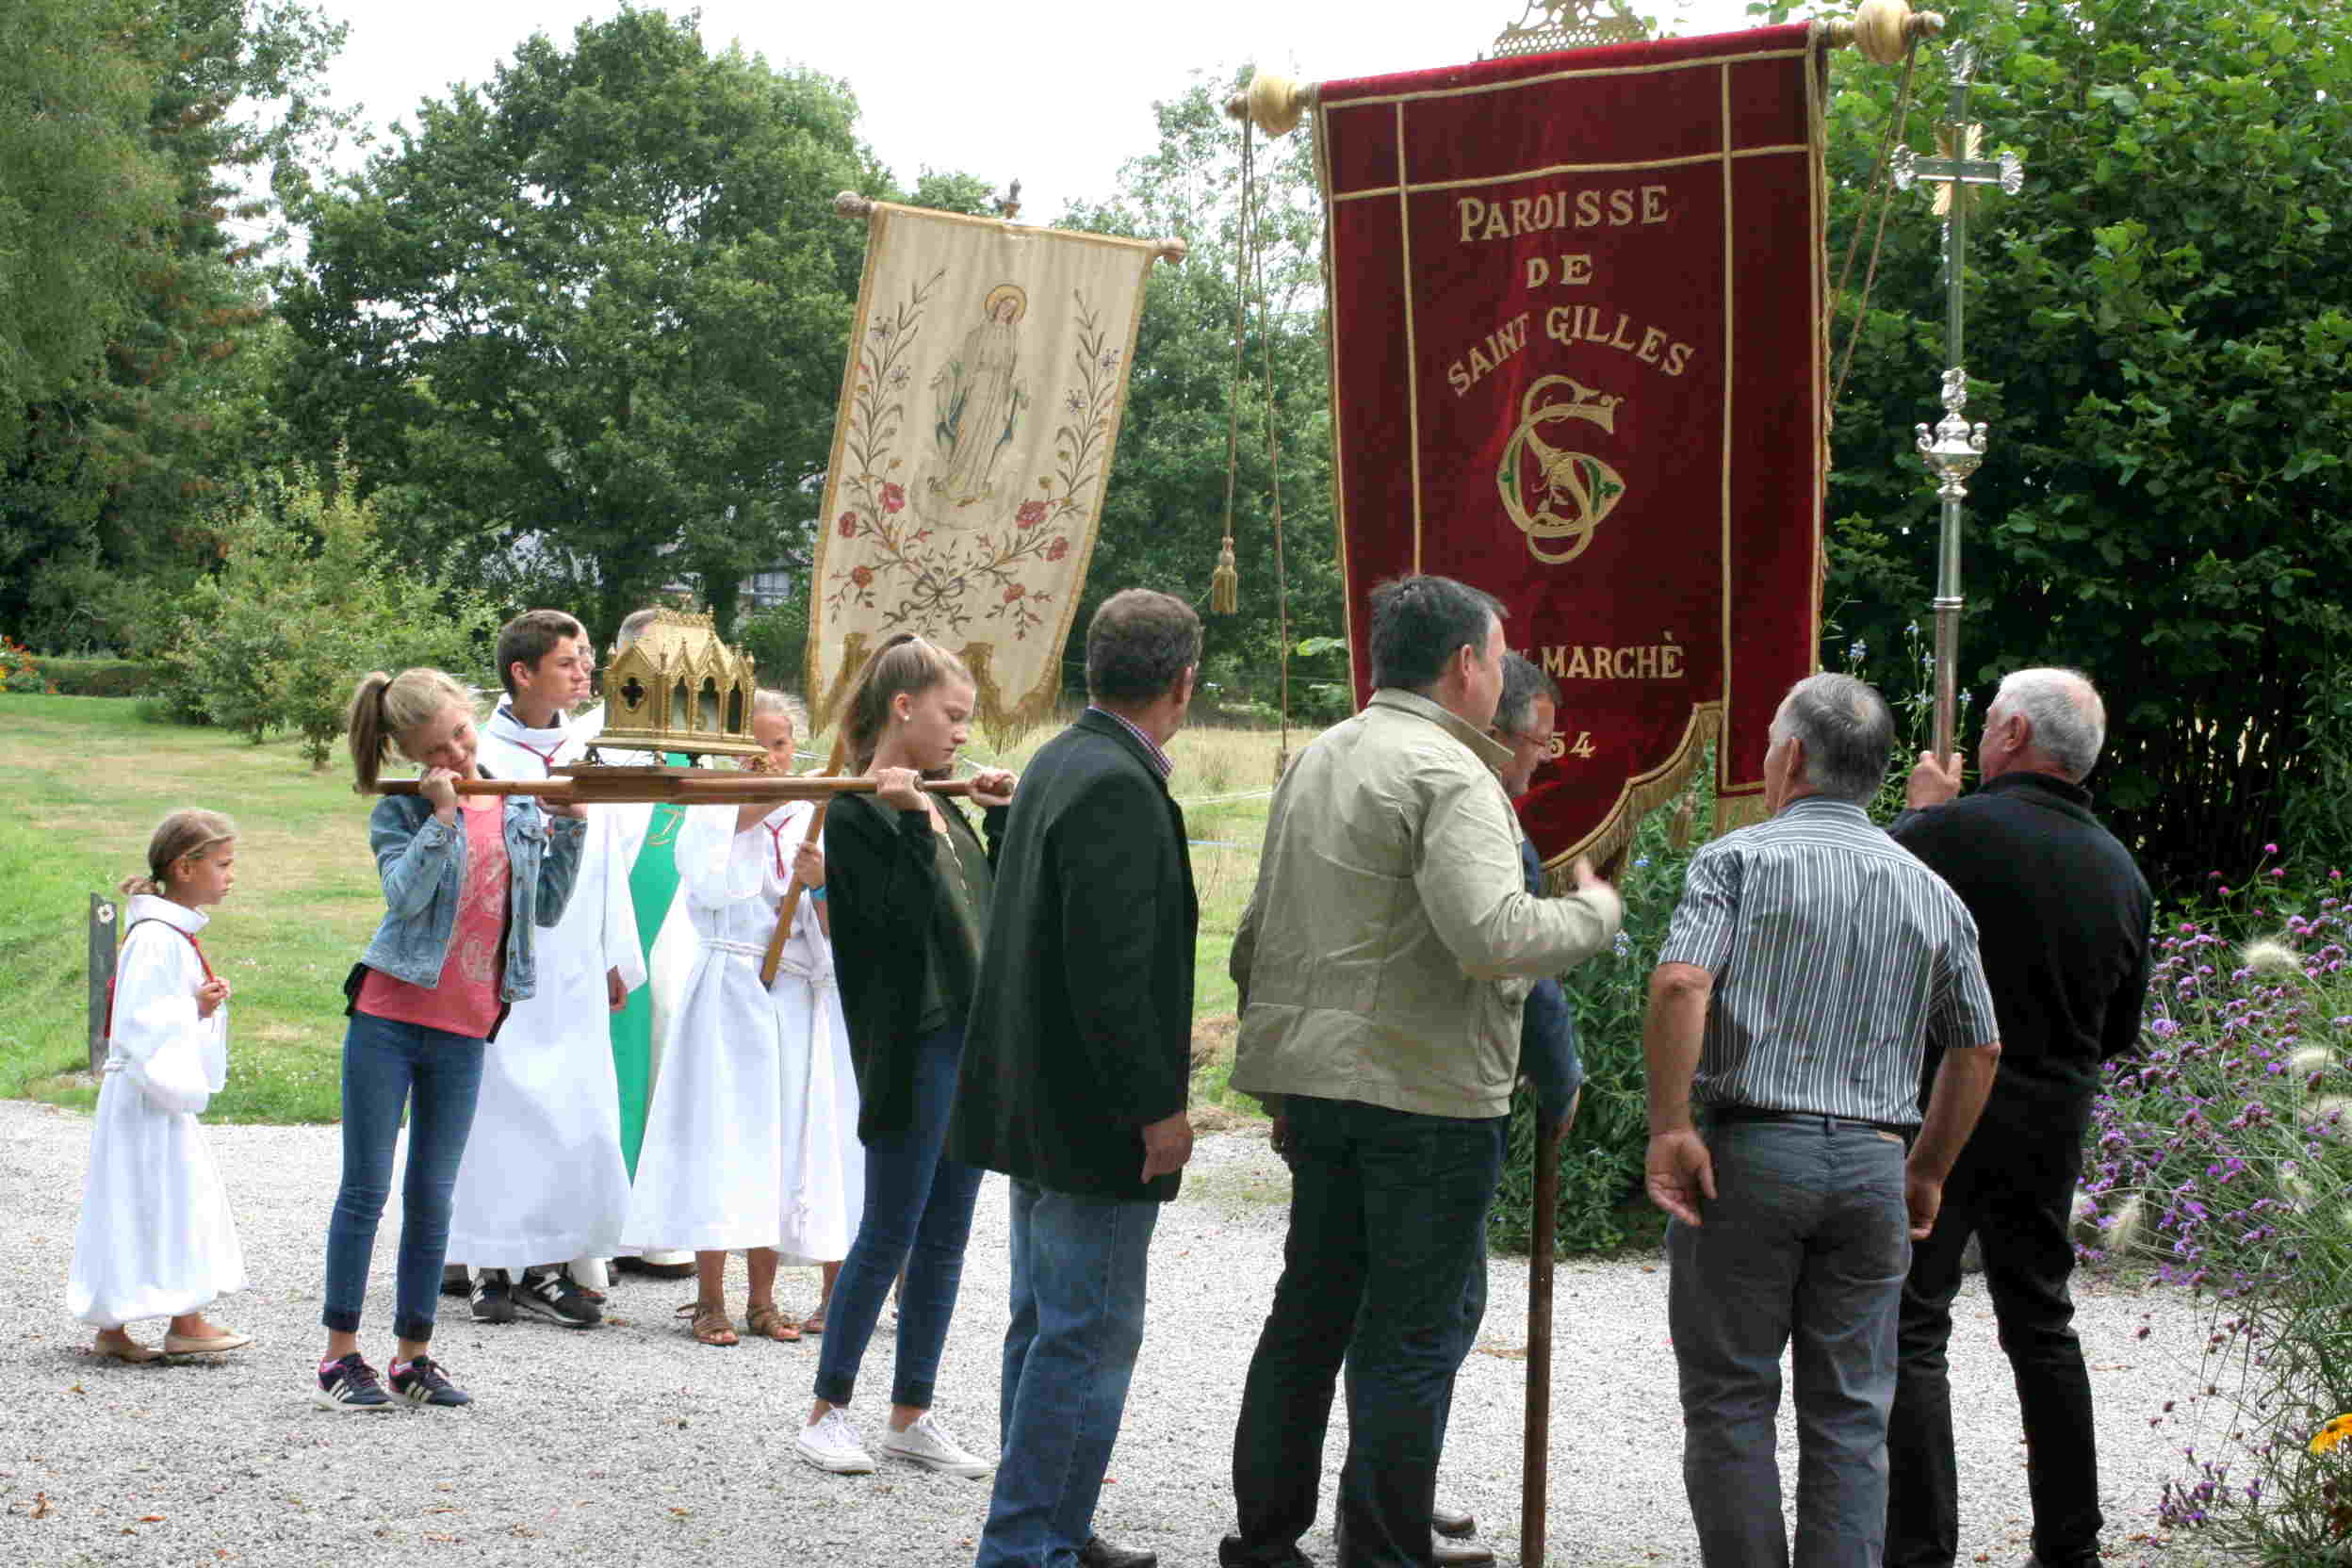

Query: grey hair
[615,608,661,651]
[1494,652,1560,737]
[751,688,808,734]
[1994,667,2105,780]
[1771,673,1894,805]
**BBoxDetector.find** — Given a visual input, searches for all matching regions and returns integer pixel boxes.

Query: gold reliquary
[596,609,762,761]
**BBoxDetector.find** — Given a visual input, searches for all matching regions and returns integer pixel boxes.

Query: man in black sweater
[952,589,1201,1568]
[1884,668,2152,1568]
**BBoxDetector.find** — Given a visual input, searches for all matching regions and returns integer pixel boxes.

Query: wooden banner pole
[1521,1118,1561,1567]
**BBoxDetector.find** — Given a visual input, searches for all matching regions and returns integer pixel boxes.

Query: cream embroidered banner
[804,202,1161,743]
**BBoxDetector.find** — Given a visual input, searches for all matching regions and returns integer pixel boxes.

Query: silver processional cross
[1891,41,2024,761]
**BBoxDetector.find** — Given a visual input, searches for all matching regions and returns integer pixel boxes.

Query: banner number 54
[1545,731,1598,760]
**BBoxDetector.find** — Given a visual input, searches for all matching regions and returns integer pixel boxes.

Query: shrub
[170,457,499,764]
[2079,852,2352,1562]
[35,656,163,697]
[0,635,42,694]
[1489,750,1716,1256]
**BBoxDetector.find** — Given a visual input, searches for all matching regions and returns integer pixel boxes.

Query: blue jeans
[974,1182,1160,1568]
[1231,1094,1507,1568]
[1669,1115,1911,1568]
[815,1025,986,1410]
[321,1011,487,1343]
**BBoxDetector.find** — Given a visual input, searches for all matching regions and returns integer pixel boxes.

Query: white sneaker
[794,1408,877,1475]
[878,1411,994,1478]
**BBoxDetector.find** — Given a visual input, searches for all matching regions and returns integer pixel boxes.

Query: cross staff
[1891,41,2023,760]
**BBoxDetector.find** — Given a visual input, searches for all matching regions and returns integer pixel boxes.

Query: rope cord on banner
[1828,37,1923,409]
[1248,118,1296,775]
[1210,121,1250,615]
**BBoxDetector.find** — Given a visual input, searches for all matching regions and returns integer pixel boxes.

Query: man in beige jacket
[1221,575,1623,1568]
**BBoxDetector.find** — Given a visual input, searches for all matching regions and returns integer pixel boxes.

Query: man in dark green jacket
[952,588,1201,1568]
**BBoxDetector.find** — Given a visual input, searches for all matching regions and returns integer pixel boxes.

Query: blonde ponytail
[348,668,475,792]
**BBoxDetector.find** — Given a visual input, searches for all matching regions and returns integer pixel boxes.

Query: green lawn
[0,694,1287,1124]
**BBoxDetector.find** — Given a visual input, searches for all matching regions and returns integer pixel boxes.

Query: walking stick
[1521,1113,1560,1567]
[761,732,853,989]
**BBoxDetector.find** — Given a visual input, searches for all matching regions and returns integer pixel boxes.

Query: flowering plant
[0,634,43,694]
[2079,848,2352,1561]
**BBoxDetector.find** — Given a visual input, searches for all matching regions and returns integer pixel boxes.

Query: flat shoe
[745,1302,803,1342]
[162,1331,253,1355]
[678,1301,738,1347]
[92,1338,165,1364]
[1431,1503,1476,1539]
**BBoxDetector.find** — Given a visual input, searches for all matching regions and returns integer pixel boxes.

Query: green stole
[612,768,687,1179]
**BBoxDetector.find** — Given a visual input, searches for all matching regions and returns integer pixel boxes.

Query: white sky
[303,0,1761,218]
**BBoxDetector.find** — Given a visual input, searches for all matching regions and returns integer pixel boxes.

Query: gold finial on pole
[1226,73,1312,138]
[1824,0,1945,63]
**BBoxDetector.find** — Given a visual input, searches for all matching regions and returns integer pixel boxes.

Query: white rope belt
[700,938,834,992]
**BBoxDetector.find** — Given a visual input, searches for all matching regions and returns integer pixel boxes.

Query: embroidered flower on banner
[851,565,874,588]
[1004,584,1026,604]
[1047,536,1070,562]
[838,512,859,538]
[881,482,906,514]
[1016,499,1049,530]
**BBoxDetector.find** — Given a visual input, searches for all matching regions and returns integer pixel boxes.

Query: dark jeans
[1231,1094,1506,1568]
[321,1011,487,1343]
[1886,1092,2101,1568]
[974,1181,1160,1568]
[1669,1116,1911,1568]
[815,1024,986,1410]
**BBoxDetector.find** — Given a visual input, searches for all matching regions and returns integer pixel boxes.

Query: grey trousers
[1667,1117,1911,1568]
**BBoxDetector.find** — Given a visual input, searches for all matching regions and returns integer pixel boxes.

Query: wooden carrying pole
[1521,1120,1561,1567]
[369,774,973,808]
[761,732,854,988]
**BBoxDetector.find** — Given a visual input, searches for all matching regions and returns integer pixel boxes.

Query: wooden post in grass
[87,894,117,1075]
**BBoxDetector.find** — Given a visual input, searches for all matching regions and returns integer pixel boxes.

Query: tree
[174,454,498,764]
[1816,0,2352,887]
[1055,74,1346,722]
[0,0,175,453]
[1,0,348,652]
[279,6,915,646]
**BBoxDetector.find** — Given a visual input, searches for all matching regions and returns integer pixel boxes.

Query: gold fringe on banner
[1535,705,1767,895]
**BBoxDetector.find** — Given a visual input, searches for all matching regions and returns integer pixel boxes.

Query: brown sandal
[744,1302,803,1343]
[678,1300,738,1347]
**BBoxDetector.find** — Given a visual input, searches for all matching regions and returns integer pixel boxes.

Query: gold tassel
[1210,536,1239,614]
[1667,790,1697,853]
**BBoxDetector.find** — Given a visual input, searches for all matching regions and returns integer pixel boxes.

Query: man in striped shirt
[1642,673,2002,1568]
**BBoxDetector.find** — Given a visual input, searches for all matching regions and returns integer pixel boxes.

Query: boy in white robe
[444,610,641,1328]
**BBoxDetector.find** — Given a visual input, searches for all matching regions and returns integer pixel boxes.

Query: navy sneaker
[514,1266,602,1329]
[390,1355,472,1408]
[471,1268,516,1325]
[315,1353,393,1412]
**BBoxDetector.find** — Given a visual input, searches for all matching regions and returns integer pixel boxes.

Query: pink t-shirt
[357,798,509,1038]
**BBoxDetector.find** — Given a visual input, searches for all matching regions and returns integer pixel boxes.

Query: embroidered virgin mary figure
[927,284,1030,507]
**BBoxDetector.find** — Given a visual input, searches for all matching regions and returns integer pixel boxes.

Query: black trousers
[1886,1088,2102,1568]
[1230,1094,1506,1568]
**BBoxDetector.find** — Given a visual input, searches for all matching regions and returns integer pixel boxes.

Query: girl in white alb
[622,691,858,1346]
[69,809,251,1363]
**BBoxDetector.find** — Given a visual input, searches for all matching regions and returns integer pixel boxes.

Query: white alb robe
[446,704,641,1270]
[621,801,858,1260]
[68,895,246,1327]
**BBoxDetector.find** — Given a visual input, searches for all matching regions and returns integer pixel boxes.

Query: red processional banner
[1316,24,1828,868]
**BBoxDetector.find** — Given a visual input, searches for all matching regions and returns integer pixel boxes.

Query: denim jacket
[356,790,585,1001]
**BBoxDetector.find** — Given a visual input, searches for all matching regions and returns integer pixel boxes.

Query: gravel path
[1,1098,2216,1567]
